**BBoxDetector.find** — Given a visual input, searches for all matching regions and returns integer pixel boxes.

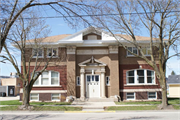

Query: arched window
[33,71,59,86]
[126,69,155,84]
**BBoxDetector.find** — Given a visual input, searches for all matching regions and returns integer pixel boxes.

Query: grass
[105,106,157,111]
[0,100,22,105]
[0,106,19,111]
[115,98,180,105]
[0,106,82,111]
[173,105,180,110]
[0,100,71,105]
[168,98,180,105]
[115,101,161,105]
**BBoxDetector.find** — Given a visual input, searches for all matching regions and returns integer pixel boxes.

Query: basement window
[30,93,39,101]
[51,93,61,101]
[148,92,157,100]
[126,92,135,100]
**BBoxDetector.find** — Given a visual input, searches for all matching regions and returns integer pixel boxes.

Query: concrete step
[74,98,114,102]
[86,98,114,102]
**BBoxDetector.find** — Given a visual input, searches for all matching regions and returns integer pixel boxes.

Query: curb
[64,111,116,113]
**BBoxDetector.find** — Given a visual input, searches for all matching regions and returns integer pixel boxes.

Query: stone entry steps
[74,98,114,102]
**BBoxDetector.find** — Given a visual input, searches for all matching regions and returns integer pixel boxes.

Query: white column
[80,67,85,100]
[101,67,106,98]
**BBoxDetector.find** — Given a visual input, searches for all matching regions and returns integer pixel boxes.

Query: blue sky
[0,5,180,77]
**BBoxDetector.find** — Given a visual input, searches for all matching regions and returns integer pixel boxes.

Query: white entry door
[86,75,100,98]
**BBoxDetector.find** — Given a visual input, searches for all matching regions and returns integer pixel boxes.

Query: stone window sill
[124,84,158,86]
[33,85,62,87]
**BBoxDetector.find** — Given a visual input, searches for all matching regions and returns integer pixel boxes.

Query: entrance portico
[78,56,106,100]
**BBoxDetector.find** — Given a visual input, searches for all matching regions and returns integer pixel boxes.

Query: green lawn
[173,105,180,110]
[105,106,157,111]
[0,100,71,105]
[0,106,82,111]
[115,98,180,105]
[0,106,19,111]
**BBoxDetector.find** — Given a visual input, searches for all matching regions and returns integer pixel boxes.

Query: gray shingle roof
[167,75,180,84]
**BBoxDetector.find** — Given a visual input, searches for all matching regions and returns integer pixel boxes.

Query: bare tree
[0,0,99,52]
[0,12,66,109]
[91,0,180,108]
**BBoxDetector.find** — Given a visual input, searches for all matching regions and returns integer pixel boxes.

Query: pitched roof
[26,34,156,43]
[26,34,71,43]
[115,34,158,41]
[167,75,180,84]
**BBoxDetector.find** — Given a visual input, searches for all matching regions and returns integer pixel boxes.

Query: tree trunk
[22,86,30,108]
[160,77,168,109]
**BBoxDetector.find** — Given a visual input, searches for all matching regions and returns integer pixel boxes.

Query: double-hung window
[127,70,135,84]
[76,76,80,86]
[33,71,59,86]
[47,48,58,57]
[142,47,151,56]
[126,69,155,85]
[106,76,110,86]
[32,48,43,58]
[127,47,138,56]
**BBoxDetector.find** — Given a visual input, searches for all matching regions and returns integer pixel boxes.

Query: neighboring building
[1,73,21,96]
[167,75,180,98]
[19,27,162,102]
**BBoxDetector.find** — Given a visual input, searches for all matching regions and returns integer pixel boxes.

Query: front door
[86,75,100,98]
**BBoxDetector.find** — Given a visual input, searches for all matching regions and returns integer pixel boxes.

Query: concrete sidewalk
[0,96,20,101]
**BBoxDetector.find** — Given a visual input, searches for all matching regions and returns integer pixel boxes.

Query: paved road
[0,111,180,120]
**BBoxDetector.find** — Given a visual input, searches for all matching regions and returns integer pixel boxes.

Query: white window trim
[33,71,60,86]
[51,93,61,101]
[148,92,157,100]
[126,69,156,85]
[30,93,39,101]
[46,48,58,58]
[106,76,110,86]
[126,92,135,100]
[32,48,44,58]
[76,76,80,86]
[127,47,139,56]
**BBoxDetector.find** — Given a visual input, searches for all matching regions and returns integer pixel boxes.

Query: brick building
[20,27,161,101]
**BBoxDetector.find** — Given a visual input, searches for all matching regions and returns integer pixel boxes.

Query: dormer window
[87,35,97,40]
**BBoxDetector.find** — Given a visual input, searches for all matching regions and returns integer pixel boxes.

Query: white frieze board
[77,49,108,55]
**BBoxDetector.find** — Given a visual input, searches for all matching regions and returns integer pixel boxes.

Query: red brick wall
[121,91,162,101]
[20,93,67,101]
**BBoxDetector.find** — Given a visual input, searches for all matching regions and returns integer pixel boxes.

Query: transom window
[47,48,58,57]
[32,48,43,58]
[127,47,138,56]
[33,71,59,86]
[142,47,151,56]
[126,69,155,84]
